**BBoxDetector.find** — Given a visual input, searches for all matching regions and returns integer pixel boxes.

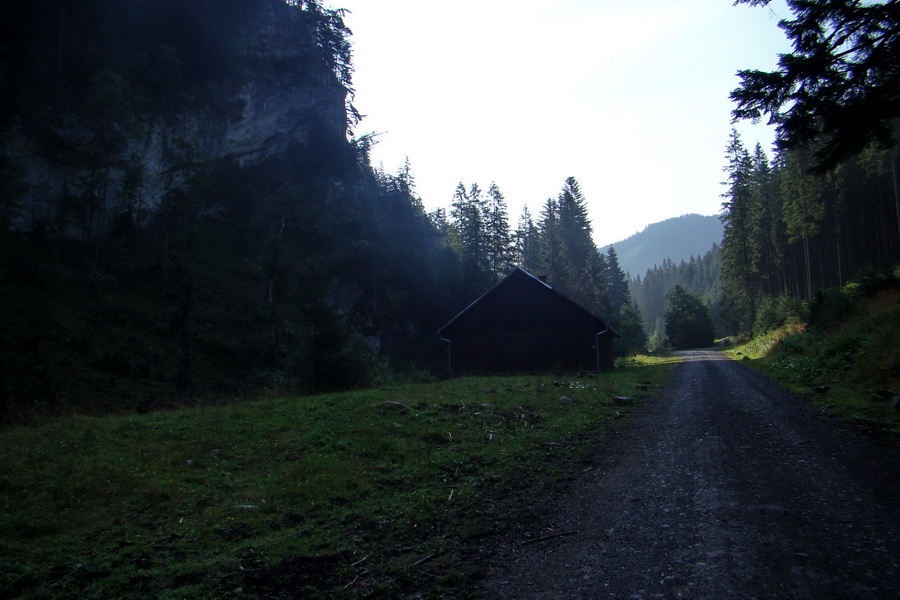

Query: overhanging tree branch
[731,0,900,171]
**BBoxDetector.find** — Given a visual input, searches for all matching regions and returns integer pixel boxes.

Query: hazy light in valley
[336,0,793,246]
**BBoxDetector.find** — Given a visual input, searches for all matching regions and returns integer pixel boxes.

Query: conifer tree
[732,0,900,172]
[604,247,631,312]
[630,246,723,350]
[484,182,513,279]
[720,129,760,334]
[748,143,785,297]
[395,157,421,210]
[600,246,647,354]
[537,197,567,287]
[557,177,595,292]
[513,206,541,272]
[449,182,490,291]
[781,148,825,300]
[429,207,450,237]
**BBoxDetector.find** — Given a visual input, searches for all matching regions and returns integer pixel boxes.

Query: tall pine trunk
[892,149,900,252]
[802,231,812,301]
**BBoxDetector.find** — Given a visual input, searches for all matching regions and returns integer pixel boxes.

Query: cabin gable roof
[438,267,617,337]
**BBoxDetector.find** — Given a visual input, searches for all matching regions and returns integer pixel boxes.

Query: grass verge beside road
[1,357,674,599]
[726,286,900,437]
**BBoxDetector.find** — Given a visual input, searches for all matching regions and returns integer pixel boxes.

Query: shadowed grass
[1,359,674,599]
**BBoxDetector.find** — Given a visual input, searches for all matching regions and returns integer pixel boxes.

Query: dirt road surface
[476,350,899,599]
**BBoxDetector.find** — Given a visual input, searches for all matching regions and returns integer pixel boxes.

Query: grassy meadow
[1,358,674,599]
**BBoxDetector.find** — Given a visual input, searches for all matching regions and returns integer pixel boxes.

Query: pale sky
[334,0,793,247]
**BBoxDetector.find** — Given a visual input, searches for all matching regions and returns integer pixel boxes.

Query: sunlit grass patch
[725,320,806,360]
[617,352,681,366]
[726,289,900,435]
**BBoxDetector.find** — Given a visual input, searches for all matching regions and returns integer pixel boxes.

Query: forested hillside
[634,0,900,351]
[720,129,899,335]
[600,214,724,278]
[0,1,645,424]
[721,0,900,336]
[631,246,722,349]
[0,0,473,422]
[3,0,898,423]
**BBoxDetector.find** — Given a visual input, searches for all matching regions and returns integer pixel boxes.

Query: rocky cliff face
[0,1,458,416]
[9,0,349,233]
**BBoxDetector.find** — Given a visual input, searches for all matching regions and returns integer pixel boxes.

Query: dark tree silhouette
[665,285,716,350]
[731,0,900,172]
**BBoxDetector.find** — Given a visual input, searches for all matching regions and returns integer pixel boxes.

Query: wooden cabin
[438,268,618,376]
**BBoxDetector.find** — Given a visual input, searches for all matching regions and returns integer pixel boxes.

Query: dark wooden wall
[441,270,615,376]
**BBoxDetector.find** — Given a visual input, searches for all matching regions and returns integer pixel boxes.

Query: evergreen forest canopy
[430,176,648,355]
[731,0,900,172]
[0,0,645,423]
[722,0,900,336]
[631,246,723,350]
[0,0,898,423]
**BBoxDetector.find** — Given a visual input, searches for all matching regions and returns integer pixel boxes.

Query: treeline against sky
[721,0,900,337]
[4,0,897,421]
[0,0,650,422]
[0,0,462,421]
[424,175,646,355]
[720,129,900,336]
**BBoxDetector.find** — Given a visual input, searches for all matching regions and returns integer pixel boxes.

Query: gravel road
[476,350,899,599]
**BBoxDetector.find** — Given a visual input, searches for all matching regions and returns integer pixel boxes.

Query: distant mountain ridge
[602,214,724,277]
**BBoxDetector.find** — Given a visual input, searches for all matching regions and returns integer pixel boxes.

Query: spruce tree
[720,129,760,334]
[604,247,631,312]
[513,206,541,272]
[538,197,567,287]
[748,143,785,297]
[449,182,491,292]
[601,246,647,354]
[780,148,825,300]
[556,177,595,292]
[485,182,513,279]
[732,0,900,171]
[395,157,422,211]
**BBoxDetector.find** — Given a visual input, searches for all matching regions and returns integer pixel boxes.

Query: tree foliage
[631,246,723,350]
[724,1,900,338]
[0,0,465,422]
[664,286,717,350]
[721,129,761,332]
[485,182,514,279]
[731,0,900,171]
[444,177,647,356]
[718,129,900,336]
